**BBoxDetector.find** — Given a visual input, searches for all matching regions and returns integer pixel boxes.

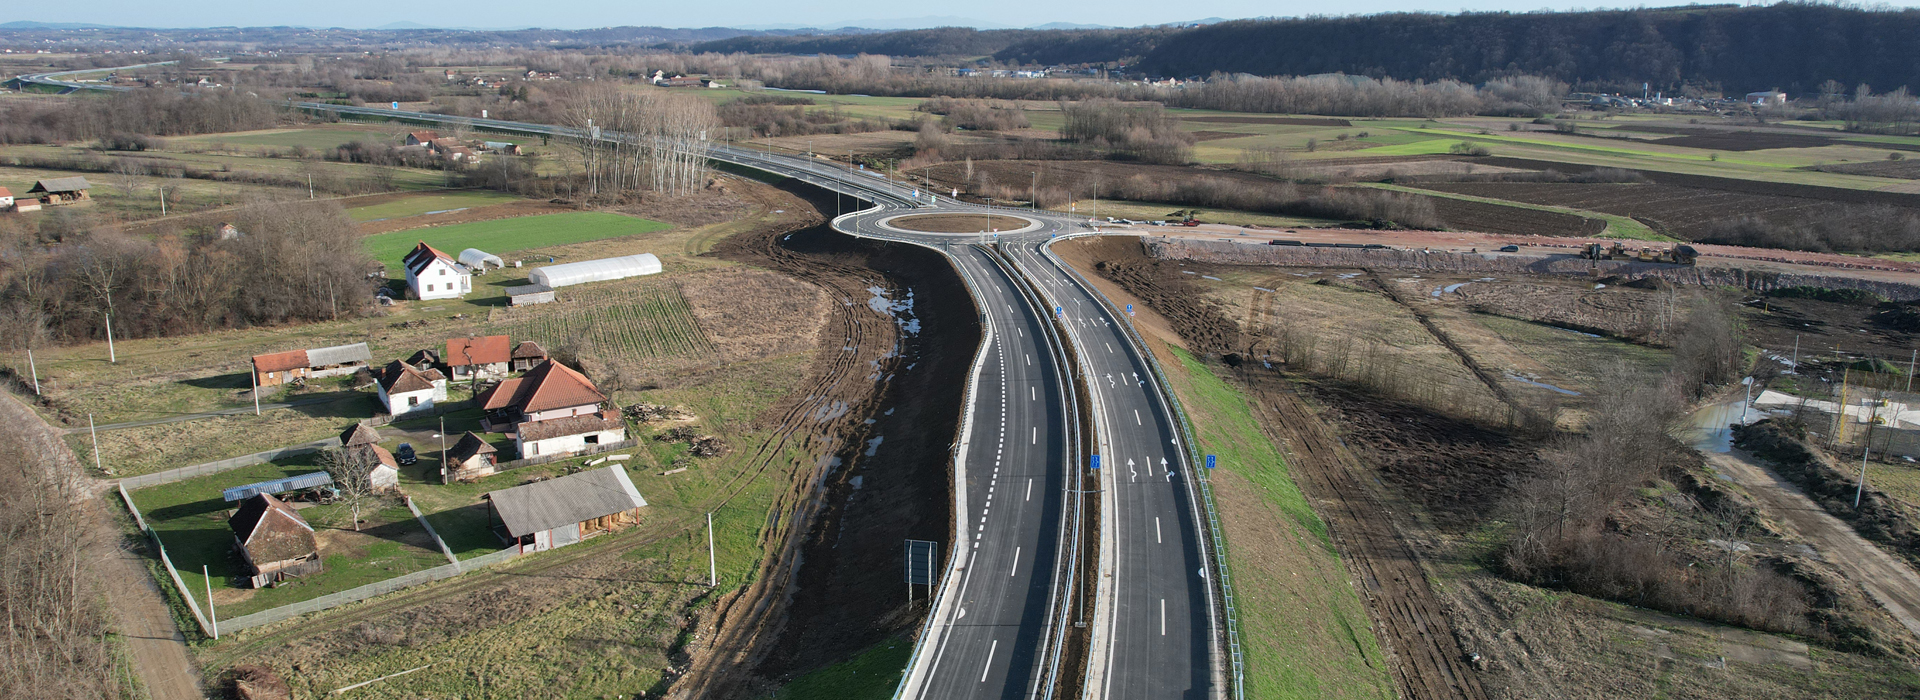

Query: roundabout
[878,212,1046,235]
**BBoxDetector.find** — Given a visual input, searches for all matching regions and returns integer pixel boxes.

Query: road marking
[1011,546,1020,577]
[981,640,998,682]
[1032,427,1037,444]
[1134,409,1141,425]
[1026,354,1031,366]
[1156,517,1162,544]
[1161,599,1167,636]
[1031,386,1036,400]
[1026,478,1033,501]
[1106,342,1113,353]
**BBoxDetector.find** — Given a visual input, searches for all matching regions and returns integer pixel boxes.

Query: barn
[527,253,661,289]
[229,493,323,588]
[27,177,90,206]
[486,464,647,552]
[250,343,372,387]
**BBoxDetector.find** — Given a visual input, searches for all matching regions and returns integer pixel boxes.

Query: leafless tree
[319,446,382,532]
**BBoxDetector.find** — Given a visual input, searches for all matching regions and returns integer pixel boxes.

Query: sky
[58,0,1920,31]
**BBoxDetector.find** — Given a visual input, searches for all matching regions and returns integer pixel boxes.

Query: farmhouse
[443,431,500,482]
[375,360,449,416]
[403,241,471,300]
[510,340,548,371]
[0,186,11,210]
[339,423,400,491]
[518,411,627,458]
[228,493,323,588]
[250,342,373,387]
[486,464,647,552]
[478,359,625,457]
[446,335,512,381]
[28,177,90,205]
[405,130,440,146]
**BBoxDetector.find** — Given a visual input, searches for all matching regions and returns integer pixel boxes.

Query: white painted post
[1791,334,1799,373]
[251,363,260,415]
[1856,442,1870,509]
[104,312,115,363]
[1908,349,1915,393]
[26,346,38,395]
[707,512,717,587]
[88,413,101,474]
[204,564,218,639]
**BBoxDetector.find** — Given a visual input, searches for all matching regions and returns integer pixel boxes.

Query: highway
[14,79,1229,698]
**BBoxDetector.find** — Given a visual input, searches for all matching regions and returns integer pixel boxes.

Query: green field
[777,636,912,700]
[362,211,672,273]
[348,190,524,222]
[129,458,451,619]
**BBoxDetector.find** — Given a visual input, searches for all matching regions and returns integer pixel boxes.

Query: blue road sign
[1055,306,1064,317]
[1127,303,1134,317]
[1206,454,1217,469]
[1091,454,1101,470]
[390,101,399,109]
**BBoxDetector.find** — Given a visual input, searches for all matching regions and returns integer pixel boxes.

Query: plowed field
[1417,182,1826,239]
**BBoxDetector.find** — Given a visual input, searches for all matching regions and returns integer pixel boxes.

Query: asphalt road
[25,85,1223,698]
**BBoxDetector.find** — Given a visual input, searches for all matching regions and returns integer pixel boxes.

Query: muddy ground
[678,181,973,695]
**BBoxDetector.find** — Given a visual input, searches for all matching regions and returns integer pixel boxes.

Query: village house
[483,141,522,155]
[215,222,243,240]
[0,186,11,210]
[442,431,500,482]
[486,464,647,552]
[478,359,625,458]
[229,493,323,588]
[339,423,400,491]
[406,348,441,372]
[28,177,90,206]
[445,146,480,163]
[510,340,548,371]
[446,335,512,381]
[403,241,470,300]
[405,130,440,147]
[375,359,448,416]
[250,342,373,388]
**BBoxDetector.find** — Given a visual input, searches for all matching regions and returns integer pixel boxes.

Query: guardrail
[1037,235,1247,700]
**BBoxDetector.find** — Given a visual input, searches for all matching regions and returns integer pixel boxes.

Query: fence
[217,546,523,633]
[117,438,342,490]
[118,483,215,638]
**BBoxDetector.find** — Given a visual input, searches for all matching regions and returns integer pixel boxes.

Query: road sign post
[1090,454,1100,470]
[905,539,939,602]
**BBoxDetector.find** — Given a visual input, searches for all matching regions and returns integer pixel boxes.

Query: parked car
[1498,244,1519,252]
[396,443,417,465]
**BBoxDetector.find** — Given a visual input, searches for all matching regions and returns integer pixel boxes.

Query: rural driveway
[1707,450,1920,639]
[104,534,206,700]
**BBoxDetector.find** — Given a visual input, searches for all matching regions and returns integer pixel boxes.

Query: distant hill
[691,4,1920,94]
[0,21,118,29]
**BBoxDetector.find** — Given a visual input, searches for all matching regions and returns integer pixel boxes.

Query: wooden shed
[27,176,89,205]
[229,493,322,588]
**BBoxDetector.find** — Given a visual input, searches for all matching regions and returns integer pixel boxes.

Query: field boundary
[118,483,215,638]
[118,438,342,490]
[215,545,523,634]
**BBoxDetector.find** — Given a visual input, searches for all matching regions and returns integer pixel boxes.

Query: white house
[403,242,470,300]
[374,360,448,416]
[517,411,627,458]
[478,359,624,457]
[0,186,12,210]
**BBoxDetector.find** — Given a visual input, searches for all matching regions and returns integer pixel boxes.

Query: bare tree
[319,446,382,532]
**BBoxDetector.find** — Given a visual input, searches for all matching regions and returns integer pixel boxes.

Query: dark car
[396,443,417,466]
[1499,244,1519,252]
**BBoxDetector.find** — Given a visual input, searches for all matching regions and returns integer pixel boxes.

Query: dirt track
[1708,450,1920,639]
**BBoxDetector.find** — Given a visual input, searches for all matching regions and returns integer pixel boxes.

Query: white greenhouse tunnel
[528,253,662,288]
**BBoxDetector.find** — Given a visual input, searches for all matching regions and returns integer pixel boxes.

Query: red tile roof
[511,340,548,360]
[478,359,606,414]
[0,187,11,198]
[403,242,458,277]
[447,335,512,366]
[252,349,308,373]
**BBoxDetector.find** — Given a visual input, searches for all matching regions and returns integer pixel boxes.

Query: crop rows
[1420,182,1827,238]
[502,283,716,364]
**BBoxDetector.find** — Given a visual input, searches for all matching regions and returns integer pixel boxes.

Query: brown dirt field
[1191,130,1260,142]
[1183,116,1354,127]
[887,212,1029,232]
[1651,132,1836,151]
[1416,181,1820,239]
[1740,295,1919,363]
[1421,195,1605,238]
[1474,156,1920,210]
[1808,159,1920,180]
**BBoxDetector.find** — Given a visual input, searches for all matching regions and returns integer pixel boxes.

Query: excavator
[1583,241,1699,266]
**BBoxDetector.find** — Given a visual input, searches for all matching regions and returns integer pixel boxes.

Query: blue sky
[66,0,1920,31]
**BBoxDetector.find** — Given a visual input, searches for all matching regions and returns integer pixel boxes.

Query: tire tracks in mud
[1236,371,1489,700]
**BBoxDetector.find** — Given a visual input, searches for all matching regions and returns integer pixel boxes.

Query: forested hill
[688,4,1920,94]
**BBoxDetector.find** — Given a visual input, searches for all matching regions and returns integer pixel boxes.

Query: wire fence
[216,546,523,634]
[118,483,214,638]
[118,438,342,490]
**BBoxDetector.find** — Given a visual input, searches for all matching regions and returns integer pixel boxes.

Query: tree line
[0,89,282,145]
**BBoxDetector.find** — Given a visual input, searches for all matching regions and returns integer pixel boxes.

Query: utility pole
[1791,334,1800,373]
[707,512,717,587]
[251,363,260,415]
[25,345,38,395]
[158,184,166,216]
[204,564,218,639]
[308,173,315,199]
[1908,349,1915,393]
[1030,171,1037,213]
[104,312,115,363]
[88,413,102,474]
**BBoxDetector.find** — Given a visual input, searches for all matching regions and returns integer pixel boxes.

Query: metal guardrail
[1036,237,1247,700]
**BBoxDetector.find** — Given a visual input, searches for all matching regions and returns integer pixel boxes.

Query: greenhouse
[528,253,662,288]
[459,248,505,270]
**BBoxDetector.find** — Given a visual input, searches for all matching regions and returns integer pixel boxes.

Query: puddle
[866,286,920,336]
[1682,396,1756,454]
[1443,282,1470,293]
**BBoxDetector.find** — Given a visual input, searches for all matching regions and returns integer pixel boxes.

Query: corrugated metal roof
[306,342,371,367]
[28,176,90,193]
[487,465,647,537]
[224,472,335,502]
